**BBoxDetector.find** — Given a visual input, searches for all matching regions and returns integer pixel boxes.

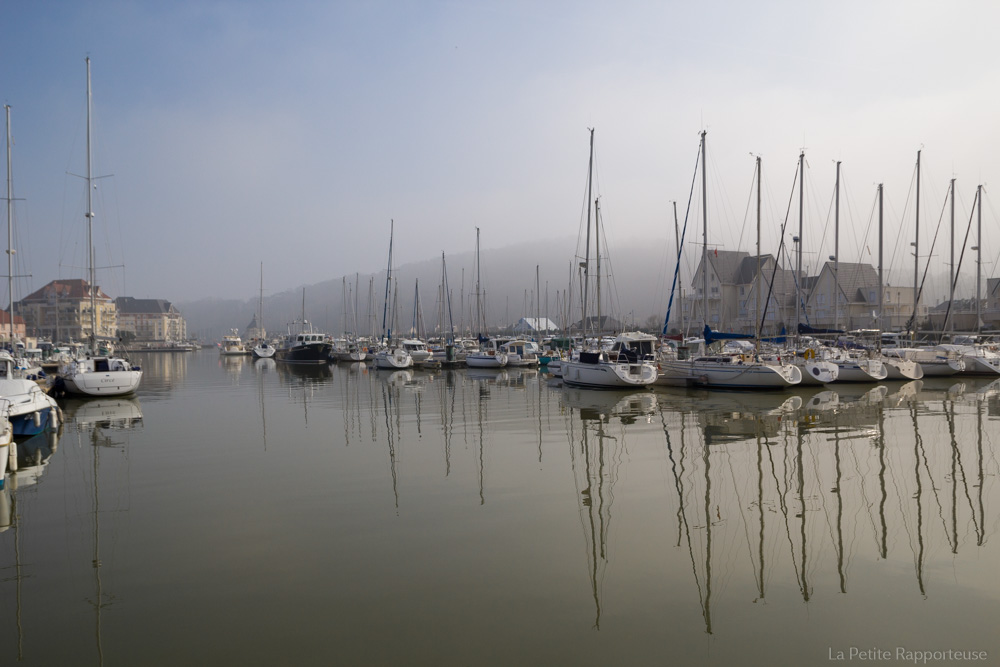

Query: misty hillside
[177,234,972,342]
[178,234,686,341]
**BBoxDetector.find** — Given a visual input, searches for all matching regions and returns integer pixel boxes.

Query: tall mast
[583,128,594,339]
[595,197,601,336]
[833,161,841,331]
[977,184,983,333]
[381,219,393,342]
[755,156,762,344]
[535,264,540,340]
[878,183,884,340]
[796,150,804,333]
[475,227,482,334]
[673,201,683,336]
[86,57,97,348]
[701,131,708,332]
[5,105,13,348]
[341,276,347,335]
[259,262,265,338]
[949,178,955,336]
[912,150,921,343]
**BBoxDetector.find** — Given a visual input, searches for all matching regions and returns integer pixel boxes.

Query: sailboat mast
[977,184,983,333]
[259,262,265,338]
[701,131,708,332]
[475,227,482,335]
[583,128,594,339]
[535,264,540,340]
[673,201,681,335]
[878,183,884,341]
[86,57,97,347]
[834,161,841,331]
[595,197,601,337]
[381,219,394,343]
[796,151,804,333]
[5,105,13,348]
[755,156,761,344]
[912,150,921,343]
[949,178,955,335]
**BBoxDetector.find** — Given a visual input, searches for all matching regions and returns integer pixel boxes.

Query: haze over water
[1,351,998,665]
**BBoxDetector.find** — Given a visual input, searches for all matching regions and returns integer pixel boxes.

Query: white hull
[915,359,964,376]
[657,358,801,389]
[794,359,838,385]
[466,352,507,368]
[61,368,142,396]
[562,358,658,389]
[374,349,413,369]
[883,358,923,380]
[833,358,888,383]
[959,354,1000,376]
[251,344,276,359]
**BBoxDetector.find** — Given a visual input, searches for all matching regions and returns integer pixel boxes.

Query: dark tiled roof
[0,310,25,325]
[22,279,111,302]
[115,296,176,314]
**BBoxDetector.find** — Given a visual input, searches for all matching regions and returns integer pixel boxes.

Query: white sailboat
[657,136,800,389]
[464,227,507,369]
[251,263,275,359]
[58,59,142,397]
[373,221,413,370]
[560,129,657,389]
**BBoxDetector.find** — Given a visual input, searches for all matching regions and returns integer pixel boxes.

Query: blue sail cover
[797,323,844,335]
[703,325,787,345]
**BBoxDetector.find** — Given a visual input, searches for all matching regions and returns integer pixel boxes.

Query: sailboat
[560,129,656,389]
[787,151,838,385]
[373,220,413,370]
[251,263,275,359]
[0,107,60,432]
[657,135,801,389]
[464,227,507,369]
[58,59,142,397]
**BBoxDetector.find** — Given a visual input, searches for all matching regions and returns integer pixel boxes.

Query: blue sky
[2,1,999,304]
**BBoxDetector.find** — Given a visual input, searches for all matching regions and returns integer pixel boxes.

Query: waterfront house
[115,297,187,344]
[18,279,118,343]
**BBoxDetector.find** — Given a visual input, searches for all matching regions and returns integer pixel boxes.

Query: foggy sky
[2,1,998,308]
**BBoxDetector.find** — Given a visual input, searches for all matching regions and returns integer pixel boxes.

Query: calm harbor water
[1,350,998,666]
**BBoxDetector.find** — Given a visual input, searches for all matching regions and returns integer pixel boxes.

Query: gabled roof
[731,254,777,285]
[513,317,559,332]
[22,279,111,302]
[706,250,750,284]
[115,296,176,314]
[813,262,880,304]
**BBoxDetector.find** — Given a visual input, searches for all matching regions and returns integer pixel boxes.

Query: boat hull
[657,359,802,389]
[562,359,657,389]
[884,358,924,380]
[833,359,888,382]
[374,349,413,369]
[275,343,332,364]
[466,353,507,368]
[61,369,142,396]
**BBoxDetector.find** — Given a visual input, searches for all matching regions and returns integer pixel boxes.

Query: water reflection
[2,356,998,664]
[651,379,998,638]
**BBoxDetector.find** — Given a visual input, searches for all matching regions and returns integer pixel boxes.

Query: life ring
[803,348,815,360]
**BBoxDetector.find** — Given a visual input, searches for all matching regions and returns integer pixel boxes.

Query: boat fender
[51,408,59,430]
[33,411,41,428]
[8,441,16,472]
